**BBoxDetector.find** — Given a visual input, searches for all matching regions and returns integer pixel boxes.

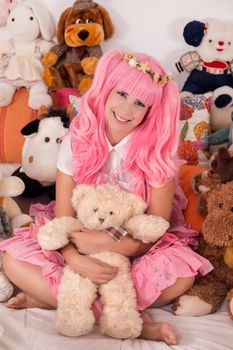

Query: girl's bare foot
[141,321,177,345]
[5,292,53,309]
[140,310,177,345]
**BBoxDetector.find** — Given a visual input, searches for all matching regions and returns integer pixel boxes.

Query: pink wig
[71,49,180,202]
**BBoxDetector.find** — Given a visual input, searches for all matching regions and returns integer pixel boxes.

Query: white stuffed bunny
[38,183,169,339]
[0,0,55,109]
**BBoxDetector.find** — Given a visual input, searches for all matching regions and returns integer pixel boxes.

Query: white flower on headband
[128,57,138,68]
[123,52,171,87]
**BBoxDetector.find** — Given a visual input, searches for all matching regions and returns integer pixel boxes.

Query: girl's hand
[69,229,113,255]
[70,254,118,285]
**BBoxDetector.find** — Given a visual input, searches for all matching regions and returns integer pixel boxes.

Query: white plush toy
[174,19,233,95]
[38,183,169,339]
[0,173,32,302]
[0,0,55,109]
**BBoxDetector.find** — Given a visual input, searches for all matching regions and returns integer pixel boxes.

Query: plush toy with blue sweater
[175,19,233,95]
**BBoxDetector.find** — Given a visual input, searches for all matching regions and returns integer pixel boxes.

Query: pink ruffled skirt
[0,208,213,311]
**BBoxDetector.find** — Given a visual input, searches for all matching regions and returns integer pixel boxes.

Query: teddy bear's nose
[99,218,104,224]
[78,30,89,41]
[218,41,224,46]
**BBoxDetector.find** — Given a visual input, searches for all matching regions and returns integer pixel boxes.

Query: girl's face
[104,88,150,144]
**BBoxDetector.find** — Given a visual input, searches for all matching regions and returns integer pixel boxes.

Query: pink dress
[0,129,213,311]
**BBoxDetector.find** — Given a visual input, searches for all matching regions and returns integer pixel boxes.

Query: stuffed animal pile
[37,183,169,339]
[42,0,114,94]
[0,0,55,109]
[173,148,233,319]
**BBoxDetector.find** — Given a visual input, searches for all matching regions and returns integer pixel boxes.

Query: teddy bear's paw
[28,92,52,110]
[56,308,95,337]
[81,57,98,75]
[99,309,142,339]
[0,272,13,302]
[173,295,213,316]
[0,84,15,106]
[78,77,93,95]
[126,214,169,243]
[37,218,71,250]
[42,51,58,67]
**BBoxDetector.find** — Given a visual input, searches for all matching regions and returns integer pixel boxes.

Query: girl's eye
[44,137,50,143]
[135,100,145,108]
[117,91,127,98]
[93,208,98,212]
[208,39,212,43]
[76,19,82,24]
[228,42,231,45]
[109,211,114,215]
[85,19,92,23]
[219,203,223,209]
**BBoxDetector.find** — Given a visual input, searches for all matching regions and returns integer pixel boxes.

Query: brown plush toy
[42,0,114,94]
[173,181,233,320]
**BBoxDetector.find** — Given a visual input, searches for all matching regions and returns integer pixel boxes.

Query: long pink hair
[71,49,180,202]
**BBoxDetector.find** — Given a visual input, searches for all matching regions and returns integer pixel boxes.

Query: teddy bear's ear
[183,20,205,47]
[128,193,147,217]
[71,184,93,211]
[57,7,72,45]
[97,4,114,40]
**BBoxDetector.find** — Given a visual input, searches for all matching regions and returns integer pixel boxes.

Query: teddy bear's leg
[78,76,93,95]
[56,267,97,337]
[62,61,84,91]
[96,253,142,339]
[172,276,227,316]
[28,82,52,109]
[226,289,233,320]
[0,83,16,106]
[43,66,67,90]
[0,271,13,302]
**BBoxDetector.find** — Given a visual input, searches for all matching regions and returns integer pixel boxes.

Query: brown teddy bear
[191,147,233,216]
[42,0,114,94]
[172,180,233,319]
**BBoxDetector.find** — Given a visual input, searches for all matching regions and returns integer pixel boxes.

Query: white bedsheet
[0,302,232,350]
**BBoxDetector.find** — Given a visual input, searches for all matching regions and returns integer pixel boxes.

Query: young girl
[0,49,213,345]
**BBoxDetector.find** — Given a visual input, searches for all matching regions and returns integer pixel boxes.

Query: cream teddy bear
[0,0,55,109]
[37,183,169,339]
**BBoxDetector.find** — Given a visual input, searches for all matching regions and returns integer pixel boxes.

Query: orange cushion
[0,88,57,163]
[179,164,206,232]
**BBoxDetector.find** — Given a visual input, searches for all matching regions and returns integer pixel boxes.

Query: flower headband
[123,53,171,87]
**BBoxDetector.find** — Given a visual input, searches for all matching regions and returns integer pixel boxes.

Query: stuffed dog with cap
[42,0,114,94]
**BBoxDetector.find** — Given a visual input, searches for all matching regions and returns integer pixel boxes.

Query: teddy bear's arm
[42,43,67,67]
[37,216,83,251]
[175,51,201,73]
[208,128,230,145]
[125,214,169,243]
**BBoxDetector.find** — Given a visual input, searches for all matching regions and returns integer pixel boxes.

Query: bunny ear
[0,0,18,27]
[24,0,55,40]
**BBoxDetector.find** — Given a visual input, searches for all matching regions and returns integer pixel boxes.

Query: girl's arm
[70,178,175,257]
[56,169,118,283]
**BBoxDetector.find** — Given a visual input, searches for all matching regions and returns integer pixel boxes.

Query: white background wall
[0,0,233,89]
